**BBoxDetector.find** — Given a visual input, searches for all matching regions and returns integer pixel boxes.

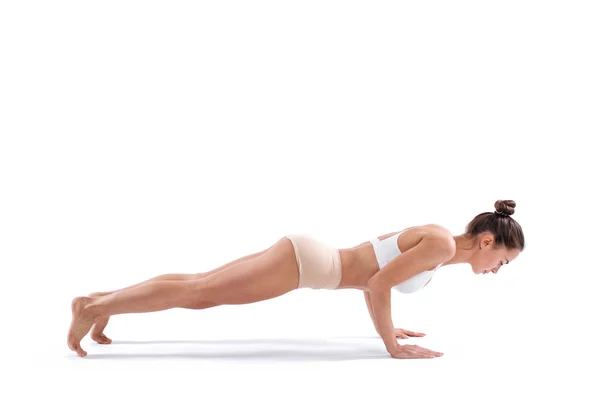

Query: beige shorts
[284,234,342,290]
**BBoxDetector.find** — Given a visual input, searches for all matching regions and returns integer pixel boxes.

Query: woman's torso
[336,224,450,291]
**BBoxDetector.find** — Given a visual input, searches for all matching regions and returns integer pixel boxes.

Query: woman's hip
[284,234,342,290]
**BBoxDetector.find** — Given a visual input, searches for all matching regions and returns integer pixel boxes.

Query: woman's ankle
[84,296,108,320]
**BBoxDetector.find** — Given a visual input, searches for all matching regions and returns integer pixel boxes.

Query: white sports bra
[369,230,442,294]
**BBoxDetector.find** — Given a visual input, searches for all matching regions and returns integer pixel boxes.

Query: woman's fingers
[389,343,444,359]
[396,328,426,337]
[394,329,408,339]
[405,344,443,357]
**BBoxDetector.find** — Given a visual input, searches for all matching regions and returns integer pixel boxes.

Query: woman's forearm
[364,291,379,334]
[367,288,397,349]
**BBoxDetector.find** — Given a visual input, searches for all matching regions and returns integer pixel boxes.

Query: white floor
[8,287,596,400]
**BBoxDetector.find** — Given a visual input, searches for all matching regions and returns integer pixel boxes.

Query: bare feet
[88,292,113,344]
[67,296,99,357]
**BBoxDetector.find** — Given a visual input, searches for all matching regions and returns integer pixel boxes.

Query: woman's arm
[366,233,454,350]
[368,287,444,359]
[366,288,397,350]
[364,291,380,335]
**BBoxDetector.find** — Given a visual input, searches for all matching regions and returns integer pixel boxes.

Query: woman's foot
[67,296,99,357]
[88,292,112,344]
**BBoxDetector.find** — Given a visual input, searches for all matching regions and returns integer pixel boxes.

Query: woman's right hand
[387,343,444,359]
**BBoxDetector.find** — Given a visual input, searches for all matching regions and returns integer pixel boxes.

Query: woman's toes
[75,345,87,357]
[91,331,112,344]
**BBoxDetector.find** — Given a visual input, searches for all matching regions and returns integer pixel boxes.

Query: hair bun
[494,200,516,216]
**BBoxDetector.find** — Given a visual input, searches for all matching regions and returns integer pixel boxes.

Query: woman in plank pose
[68,199,525,359]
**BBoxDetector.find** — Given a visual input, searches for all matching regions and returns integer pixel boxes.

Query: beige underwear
[284,234,342,290]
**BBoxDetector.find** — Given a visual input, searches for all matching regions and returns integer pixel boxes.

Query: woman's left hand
[394,328,426,339]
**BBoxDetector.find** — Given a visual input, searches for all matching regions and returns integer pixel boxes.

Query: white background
[1,1,599,399]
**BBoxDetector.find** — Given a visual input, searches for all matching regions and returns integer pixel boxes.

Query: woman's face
[469,234,521,274]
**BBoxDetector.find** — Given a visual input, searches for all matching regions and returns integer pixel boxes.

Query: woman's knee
[182,298,218,310]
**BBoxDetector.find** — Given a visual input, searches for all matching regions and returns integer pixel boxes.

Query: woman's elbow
[366,276,390,293]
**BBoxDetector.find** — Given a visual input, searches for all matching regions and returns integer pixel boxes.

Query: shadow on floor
[76,336,391,362]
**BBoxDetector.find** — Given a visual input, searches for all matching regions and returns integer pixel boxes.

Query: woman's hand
[394,328,426,339]
[386,342,444,359]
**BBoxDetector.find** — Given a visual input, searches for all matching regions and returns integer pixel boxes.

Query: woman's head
[464,200,525,274]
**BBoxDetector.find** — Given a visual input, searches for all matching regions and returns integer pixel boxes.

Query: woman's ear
[480,234,494,248]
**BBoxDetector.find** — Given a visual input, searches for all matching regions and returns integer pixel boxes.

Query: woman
[67,199,525,359]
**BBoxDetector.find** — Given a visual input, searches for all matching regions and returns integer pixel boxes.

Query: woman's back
[337,224,450,290]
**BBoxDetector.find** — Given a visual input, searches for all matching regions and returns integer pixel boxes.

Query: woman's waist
[340,243,381,282]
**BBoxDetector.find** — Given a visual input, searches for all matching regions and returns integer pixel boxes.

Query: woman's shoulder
[420,223,455,252]
[421,223,453,238]
[371,224,454,253]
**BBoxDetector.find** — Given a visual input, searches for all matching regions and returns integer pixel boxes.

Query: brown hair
[464,200,525,251]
